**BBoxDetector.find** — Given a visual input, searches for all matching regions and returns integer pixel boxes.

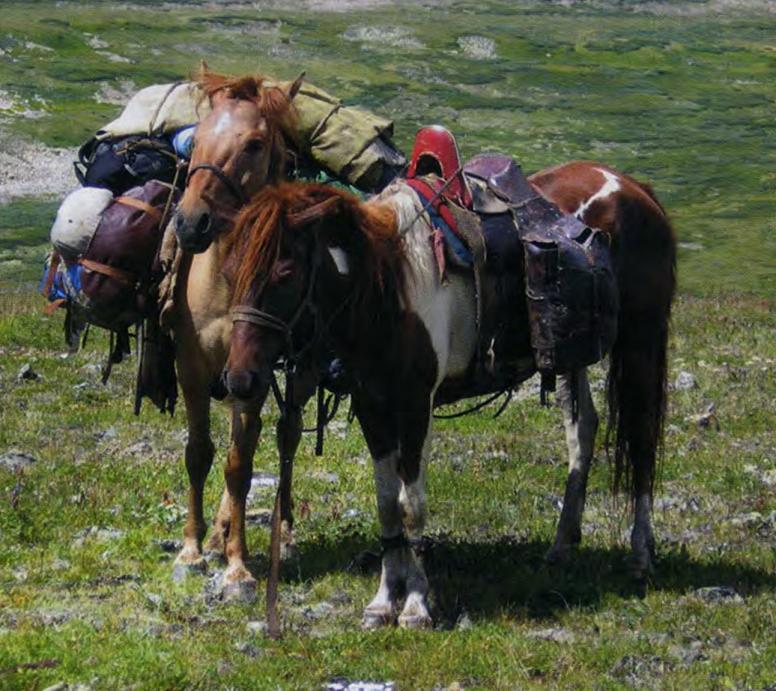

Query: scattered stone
[157,538,182,553]
[669,640,706,665]
[246,620,268,636]
[678,242,704,251]
[342,25,423,50]
[302,601,335,621]
[327,680,396,691]
[688,402,720,431]
[312,470,340,484]
[246,508,273,526]
[95,427,117,442]
[42,684,68,691]
[51,558,71,571]
[692,586,743,604]
[342,508,363,520]
[124,440,153,456]
[610,654,670,684]
[729,511,763,528]
[457,35,497,60]
[674,370,697,390]
[172,558,207,583]
[455,611,473,630]
[0,451,36,471]
[17,363,39,381]
[71,526,124,547]
[666,424,682,435]
[247,472,279,503]
[145,592,164,609]
[234,641,263,658]
[527,627,575,644]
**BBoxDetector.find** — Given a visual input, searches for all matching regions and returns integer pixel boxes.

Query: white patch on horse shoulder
[328,246,350,275]
[575,168,621,219]
[213,112,232,136]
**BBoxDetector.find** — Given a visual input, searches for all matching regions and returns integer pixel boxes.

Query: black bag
[74,135,182,195]
[515,196,618,374]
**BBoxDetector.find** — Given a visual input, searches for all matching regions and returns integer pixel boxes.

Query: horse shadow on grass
[269,531,776,626]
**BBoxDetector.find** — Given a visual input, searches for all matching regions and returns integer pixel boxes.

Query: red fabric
[407,126,471,208]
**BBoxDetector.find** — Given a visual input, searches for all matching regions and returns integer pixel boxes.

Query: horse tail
[606,188,676,507]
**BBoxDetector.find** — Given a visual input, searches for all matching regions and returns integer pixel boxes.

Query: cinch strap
[115,196,162,223]
[79,258,136,285]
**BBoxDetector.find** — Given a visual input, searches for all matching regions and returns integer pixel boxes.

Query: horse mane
[226,182,406,321]
[195,66,299,145]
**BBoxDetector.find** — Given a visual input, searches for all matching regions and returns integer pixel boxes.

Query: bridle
[186,163,247,207]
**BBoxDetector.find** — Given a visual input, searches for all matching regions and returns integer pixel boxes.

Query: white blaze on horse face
[575,168,621,220]
[212,112,232,137]
[328,246,350,275]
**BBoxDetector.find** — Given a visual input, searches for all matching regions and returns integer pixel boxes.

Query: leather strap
[115,196,162,223]
[79,258,136,285]
[44,298,66,315]
[187,164,246,205]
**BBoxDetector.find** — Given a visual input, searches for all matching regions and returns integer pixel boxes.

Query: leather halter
[230,233,324,368]
[187,163,247,206]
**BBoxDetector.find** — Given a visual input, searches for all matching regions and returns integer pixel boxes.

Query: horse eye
[245,139,264,153]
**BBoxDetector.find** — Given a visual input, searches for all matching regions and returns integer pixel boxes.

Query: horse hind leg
[546,368,598,565]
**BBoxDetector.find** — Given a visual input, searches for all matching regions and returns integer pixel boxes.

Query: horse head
[174,68,303,253]
[222,182,404,401]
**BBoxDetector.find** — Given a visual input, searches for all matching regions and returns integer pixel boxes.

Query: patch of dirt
[0,131,77,204]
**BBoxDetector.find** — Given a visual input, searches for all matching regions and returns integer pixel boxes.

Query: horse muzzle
[174,208,214,253]
[222,366,270,402]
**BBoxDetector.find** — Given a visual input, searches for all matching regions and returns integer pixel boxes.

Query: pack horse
[220,154,676,628]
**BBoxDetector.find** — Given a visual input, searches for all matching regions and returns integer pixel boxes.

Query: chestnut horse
[170,70,305,600]
[221,173,675,628]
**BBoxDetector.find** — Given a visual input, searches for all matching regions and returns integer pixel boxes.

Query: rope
[433,387,513,420]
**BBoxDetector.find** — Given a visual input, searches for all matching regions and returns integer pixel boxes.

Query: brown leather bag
[78,180,179,330]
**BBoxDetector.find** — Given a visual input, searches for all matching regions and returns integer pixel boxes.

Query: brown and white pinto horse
[169,70,305,599]
[222,169,675,628]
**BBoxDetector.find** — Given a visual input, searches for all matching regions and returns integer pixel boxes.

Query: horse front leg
[275,369,318,558]
[220,404,262,602]
[173,379,214,579]
[546,368,598,565]
[204,488,231,559]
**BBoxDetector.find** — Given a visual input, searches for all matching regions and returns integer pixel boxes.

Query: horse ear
[285,72,305,101]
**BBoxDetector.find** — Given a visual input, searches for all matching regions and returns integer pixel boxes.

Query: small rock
[729,512,763,528]
[245,508,272,526]
[327,681,396,691]
[234,641,262,658]
[95,427,117,442]
[42,684,68,691]
[303,601,335,621]
[0,451,36,471]
[312,471,340,484]
[12,567,28,582]
[674,370,697,390]
[72,526,124,547]
[246,620,268,636]
[51,558,71,571]
[456,611,473,630]
[17,363,40,381]
[145,592,163,608]
[124,440,152,456]
[692,586,743,603]
[527,627,575,644]
[689,402,720,431]
[157,538,182,553]
[669,640,706,665]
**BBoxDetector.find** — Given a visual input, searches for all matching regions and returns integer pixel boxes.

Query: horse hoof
[172,557,207,582]
[361,607,395,630]
[221,577,258,604]
[398,612,433,630]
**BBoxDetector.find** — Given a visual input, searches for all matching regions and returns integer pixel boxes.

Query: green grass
[1,1,775,688]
